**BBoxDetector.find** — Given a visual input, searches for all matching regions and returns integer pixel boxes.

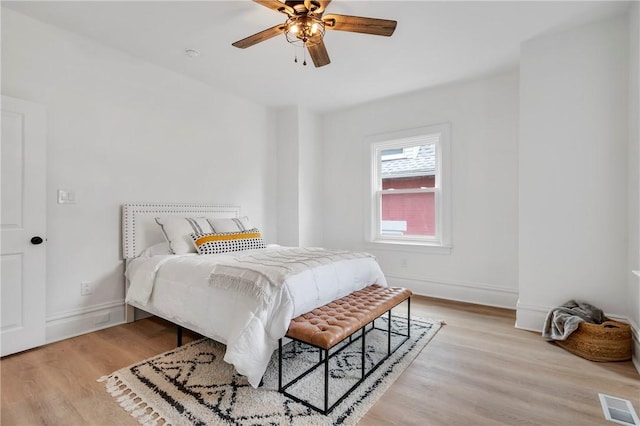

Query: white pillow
[155,216,255,254]
[139,242,171,257]
[208,217,253,233]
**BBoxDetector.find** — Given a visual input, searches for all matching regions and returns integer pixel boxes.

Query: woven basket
[555,319,632,362]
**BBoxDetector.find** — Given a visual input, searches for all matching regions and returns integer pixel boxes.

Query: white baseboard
[46,300,126,344]
[516,302,634,332]
[384,273,518,309]
[514,301,549,331]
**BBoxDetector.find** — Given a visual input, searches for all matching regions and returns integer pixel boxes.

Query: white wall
[1,8,277,342]
[275,107,300,246]
[517,15,630,330]
[322,70,520,308]
[298,109,324,247]
[274,106,324,247]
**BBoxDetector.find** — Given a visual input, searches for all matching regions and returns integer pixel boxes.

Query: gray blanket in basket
[542,300,605,341]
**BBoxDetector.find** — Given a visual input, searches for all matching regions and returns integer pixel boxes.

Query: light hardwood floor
[2,296,639,425]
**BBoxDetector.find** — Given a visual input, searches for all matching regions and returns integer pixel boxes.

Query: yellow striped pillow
[190,229,266,255]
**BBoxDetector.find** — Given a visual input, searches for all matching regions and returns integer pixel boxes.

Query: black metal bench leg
[361,326,366,378]
[388,309,392,355]
[177,325,183,347]
[324,348,329,413]
[407,297,411,338]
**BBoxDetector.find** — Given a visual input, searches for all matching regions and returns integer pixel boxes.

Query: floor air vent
[599,393,640,425]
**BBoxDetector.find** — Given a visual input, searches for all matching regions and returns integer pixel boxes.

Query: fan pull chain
[292,45,308,66]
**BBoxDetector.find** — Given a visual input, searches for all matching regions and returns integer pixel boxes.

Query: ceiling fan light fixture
[232,0,397,68]
[285,15,325,46]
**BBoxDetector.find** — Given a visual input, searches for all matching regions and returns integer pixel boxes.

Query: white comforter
[125,247,387,388]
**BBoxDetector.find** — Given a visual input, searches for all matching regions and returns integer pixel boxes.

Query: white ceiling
[3,1,630,112]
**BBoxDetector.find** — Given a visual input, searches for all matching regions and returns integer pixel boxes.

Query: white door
[1,95,47,357]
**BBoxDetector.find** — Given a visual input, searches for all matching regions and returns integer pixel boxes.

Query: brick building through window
[380,144,436,237]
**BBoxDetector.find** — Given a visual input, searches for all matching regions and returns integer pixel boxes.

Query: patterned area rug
[100,316,441,426]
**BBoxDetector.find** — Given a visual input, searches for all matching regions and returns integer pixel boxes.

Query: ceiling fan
[232,0,397,67]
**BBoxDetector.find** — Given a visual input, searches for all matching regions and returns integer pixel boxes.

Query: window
[367,124,451,248]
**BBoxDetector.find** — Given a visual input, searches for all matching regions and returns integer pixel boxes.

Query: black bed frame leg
[278,338,283,391]
[177,325,183,347]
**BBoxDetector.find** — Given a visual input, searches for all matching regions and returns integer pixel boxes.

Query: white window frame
[365,124,451,252]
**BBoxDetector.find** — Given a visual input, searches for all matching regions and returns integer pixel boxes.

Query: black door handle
[30,236,44,245]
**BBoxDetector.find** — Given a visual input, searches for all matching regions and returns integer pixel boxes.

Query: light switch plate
[57,189,76,204]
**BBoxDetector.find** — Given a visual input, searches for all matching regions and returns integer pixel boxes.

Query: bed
[122,203,387,388]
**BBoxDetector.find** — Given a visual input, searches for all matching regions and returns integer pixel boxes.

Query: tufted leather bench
[278,284,412,414]
[287,285,412,349]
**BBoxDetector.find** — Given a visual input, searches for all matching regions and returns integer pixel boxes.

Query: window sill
[365,240,452,255]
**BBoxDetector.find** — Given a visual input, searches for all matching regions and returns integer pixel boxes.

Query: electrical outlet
[81,281,92,296]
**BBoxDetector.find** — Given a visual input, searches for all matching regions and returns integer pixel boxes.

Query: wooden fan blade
[253,0,295,16]
[323,14,397,36]
[307,40,331,67]
[232,24,286,49]
[304,0,332,14]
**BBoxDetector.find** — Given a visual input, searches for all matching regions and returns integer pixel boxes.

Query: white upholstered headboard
[121,203,241,259]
